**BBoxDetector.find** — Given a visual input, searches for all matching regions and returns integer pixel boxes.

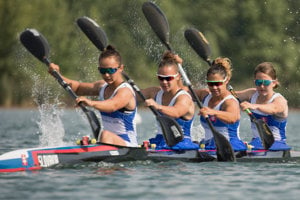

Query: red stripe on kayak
[0,166,42,173]
[30,145,119,167]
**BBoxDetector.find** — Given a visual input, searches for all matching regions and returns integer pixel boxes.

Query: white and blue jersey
[200,94,247,151]
[249,91,290,150]
[99,82,138,147]
[149,89,199,150]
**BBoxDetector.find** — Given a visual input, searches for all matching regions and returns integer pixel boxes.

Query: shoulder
[94,80,106,89]
[273,93,288,105]
[222,94,240,109]
[193,88,210,101]
[176,91,193,102]
[235,88,256,101]
[141,86,161,98]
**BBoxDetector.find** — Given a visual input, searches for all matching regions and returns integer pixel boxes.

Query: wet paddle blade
[184,28,212,65]
[157,115,184,147]
[77,16,108,51]
[214,134,236,161]
[20,29,50,63]
[142,1,170,47]
[206,119,236,161]
[83,107,101,139]
[253,119,274,149]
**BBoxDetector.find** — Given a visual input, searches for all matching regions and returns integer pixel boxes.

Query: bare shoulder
[193,88,209,101]
[94,80,106,88]
[235,88,256,101]
[141,86,160,99]
[274,94,288,106]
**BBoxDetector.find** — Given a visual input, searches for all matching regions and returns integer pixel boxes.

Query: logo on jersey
[209,115,217,122]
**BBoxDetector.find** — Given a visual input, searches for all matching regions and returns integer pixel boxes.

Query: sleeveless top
[149,89,199,150]
[200,94,246,151]
[99,82,138,147]
[249,91,290,150]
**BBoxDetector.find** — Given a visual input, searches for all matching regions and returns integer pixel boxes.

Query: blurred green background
[1,0,299,108]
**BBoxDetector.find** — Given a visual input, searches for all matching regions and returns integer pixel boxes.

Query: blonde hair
[208,57,232,80]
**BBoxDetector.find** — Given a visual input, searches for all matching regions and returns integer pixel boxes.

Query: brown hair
[254,62,279,88]
[208,57,232,80]
[99,45,122,64]
[158,51,179,71]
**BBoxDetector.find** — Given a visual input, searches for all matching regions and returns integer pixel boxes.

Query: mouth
[161,85,170,90]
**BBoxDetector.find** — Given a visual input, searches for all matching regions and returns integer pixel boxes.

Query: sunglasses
[254,79,274,86]
[157,73,179,82]
[206,78,227,87]
[98,66,120,74]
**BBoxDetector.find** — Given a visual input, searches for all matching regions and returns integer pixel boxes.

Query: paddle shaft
[122,72,161,116]
[43,58,90,111]
[43,58,101,139]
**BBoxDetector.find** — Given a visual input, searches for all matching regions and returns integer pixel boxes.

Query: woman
[49,45,138,147]
[142,51,198,150]
[236,62,290,150]
[195,57,246,151]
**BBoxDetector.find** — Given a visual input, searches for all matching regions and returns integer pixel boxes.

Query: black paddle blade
[184,28,211,63]
[84,108,101,139]
[77,16,108,51]
[253,119,275,149]
[157,115,184,147]
[213,132,236,161]
[142,1,170,48]
[20,29,50,63]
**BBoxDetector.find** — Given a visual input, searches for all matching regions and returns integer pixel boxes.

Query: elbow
[225,115,240,124]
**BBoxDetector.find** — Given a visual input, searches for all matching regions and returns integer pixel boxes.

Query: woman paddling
[194,57,247,151]
[235,62,291,150]
[141,51,198,150]
[49,45,138,147]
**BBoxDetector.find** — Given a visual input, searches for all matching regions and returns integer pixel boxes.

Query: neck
[258,91,274,102]
[108,78,124,89]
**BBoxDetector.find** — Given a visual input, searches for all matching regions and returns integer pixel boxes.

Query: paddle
[184,28,274,149]
[76,16,184,147]
[142,2,235,161]
[20,29,101,139]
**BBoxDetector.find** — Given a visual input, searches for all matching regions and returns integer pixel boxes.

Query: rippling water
[1,109,300,200]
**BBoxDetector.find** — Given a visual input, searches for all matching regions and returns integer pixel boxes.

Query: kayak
[1,142,300,173]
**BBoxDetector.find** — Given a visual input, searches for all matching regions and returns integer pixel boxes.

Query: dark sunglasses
[157,73,179,82]
[206,78,227,87]
[254,79,274,86]
[98,66,120,74]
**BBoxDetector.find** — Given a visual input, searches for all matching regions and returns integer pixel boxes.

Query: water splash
[31,74,66,146]
[36,103,65,147]
[16,49,67,147]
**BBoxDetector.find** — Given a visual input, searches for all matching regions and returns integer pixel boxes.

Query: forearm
[158,105,186,118]
[213,110,240,124]
[252,103,286,116]
[88,99,120,113]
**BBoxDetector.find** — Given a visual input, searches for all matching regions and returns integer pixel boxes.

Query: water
[1,109,300,200]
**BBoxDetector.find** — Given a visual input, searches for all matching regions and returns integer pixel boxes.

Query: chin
[258,90,268,96]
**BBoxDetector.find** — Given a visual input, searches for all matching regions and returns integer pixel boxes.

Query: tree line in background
[0,0,299,108]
